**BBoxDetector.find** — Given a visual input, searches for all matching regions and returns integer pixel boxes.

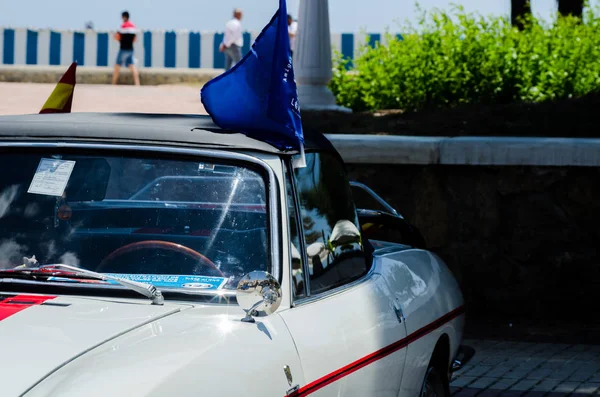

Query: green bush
[330,4,600,112]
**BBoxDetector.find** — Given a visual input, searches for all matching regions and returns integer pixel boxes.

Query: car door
[279,152,408,397]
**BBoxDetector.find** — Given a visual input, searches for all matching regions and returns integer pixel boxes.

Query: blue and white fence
[0,27,402,69]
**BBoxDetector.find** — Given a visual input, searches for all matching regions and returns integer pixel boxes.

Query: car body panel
[0,295,186,397]
[279,244,464,397]
[375,247,465,396]
[24,304,304,397]
[280,271,407,397]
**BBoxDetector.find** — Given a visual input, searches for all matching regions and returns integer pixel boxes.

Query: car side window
[292,152,367,295]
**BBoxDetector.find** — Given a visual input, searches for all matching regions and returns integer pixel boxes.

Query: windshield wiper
[0,264,164,305]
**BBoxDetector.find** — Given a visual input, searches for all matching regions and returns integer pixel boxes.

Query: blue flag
[200,0,303,152]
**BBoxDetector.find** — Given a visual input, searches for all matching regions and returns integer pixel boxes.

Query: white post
[294,0,350,112]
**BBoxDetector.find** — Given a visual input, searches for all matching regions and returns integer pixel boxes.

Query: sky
[0,0,596,33]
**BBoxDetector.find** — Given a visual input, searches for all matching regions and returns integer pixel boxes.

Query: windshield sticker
[102,274,228,290]
[27,158,76,197]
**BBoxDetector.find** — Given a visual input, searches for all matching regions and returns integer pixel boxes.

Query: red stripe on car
[0,294,57,321]
[288,305,466,397]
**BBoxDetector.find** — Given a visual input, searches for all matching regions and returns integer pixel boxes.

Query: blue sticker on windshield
[102,274,228,290]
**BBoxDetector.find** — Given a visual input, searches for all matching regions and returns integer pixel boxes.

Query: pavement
[0,82,207,116]
[452,339,600,396]
[0,65,222,85]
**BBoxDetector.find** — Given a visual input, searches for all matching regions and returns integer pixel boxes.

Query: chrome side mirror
[236,271,282,323]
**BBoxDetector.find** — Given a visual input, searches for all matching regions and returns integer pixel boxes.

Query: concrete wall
[346,163,600,328]
[0,27,396,68]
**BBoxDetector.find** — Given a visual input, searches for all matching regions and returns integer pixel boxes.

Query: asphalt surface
[0,82,207,116]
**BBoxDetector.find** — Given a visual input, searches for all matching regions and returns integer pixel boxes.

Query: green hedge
[330,5,600,112]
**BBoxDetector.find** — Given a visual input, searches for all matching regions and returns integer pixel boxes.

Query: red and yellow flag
[39,62,77,114]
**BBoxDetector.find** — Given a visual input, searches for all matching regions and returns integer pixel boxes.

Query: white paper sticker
[27,158,76,197]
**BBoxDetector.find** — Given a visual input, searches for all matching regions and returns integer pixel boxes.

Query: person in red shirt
[111,11,140,86]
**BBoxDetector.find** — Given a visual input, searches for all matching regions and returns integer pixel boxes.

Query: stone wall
[346,164,600,327]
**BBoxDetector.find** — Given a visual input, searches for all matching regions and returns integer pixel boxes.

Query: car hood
[19,297,303,397]
[0,293,188,397]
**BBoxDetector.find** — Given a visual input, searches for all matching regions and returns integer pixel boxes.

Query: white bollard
[294,0,350,112]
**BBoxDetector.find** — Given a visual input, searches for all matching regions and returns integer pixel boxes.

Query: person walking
[111,11,140,86]
[219,8,244,71]
[288,14,298,58]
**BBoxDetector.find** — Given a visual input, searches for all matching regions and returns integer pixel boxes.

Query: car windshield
[0,151,269,293]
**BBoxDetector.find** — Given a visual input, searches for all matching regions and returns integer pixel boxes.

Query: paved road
[452,340,600,396]
[0,82,207,116]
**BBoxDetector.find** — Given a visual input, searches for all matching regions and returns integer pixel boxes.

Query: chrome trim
[451,345,476,372]
[350,181,401,218]
[285,159,311,301]
[0,142,281,289]
[236,270,282,322]
[282,159,295,305]
[291,259,377,306]
[283,365,293,386]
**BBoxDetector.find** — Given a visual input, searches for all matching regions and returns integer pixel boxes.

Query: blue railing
[0,27,402,69]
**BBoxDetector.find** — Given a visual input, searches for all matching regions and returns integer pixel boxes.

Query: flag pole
[292,142,307,168]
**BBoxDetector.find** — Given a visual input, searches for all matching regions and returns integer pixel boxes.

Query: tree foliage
[330,4,600,112]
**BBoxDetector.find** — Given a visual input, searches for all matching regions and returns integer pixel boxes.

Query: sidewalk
[452,340,600,396]
[0,82,207,115]
[0,65,222,85]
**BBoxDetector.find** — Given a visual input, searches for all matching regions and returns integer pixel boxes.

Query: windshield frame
[0,141,281,300]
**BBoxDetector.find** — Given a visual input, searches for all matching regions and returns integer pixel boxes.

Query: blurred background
[0,0,593,32]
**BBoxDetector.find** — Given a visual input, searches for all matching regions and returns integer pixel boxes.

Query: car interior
[0,153,270,286]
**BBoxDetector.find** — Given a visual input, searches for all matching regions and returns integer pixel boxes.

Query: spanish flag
[39,62,77,114]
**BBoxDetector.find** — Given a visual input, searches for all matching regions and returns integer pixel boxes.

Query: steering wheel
[97,240,224,277]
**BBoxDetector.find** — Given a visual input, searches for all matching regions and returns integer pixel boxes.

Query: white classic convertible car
[0,113,472,397]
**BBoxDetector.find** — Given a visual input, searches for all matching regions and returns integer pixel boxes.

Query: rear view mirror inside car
[64,158,111,202]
